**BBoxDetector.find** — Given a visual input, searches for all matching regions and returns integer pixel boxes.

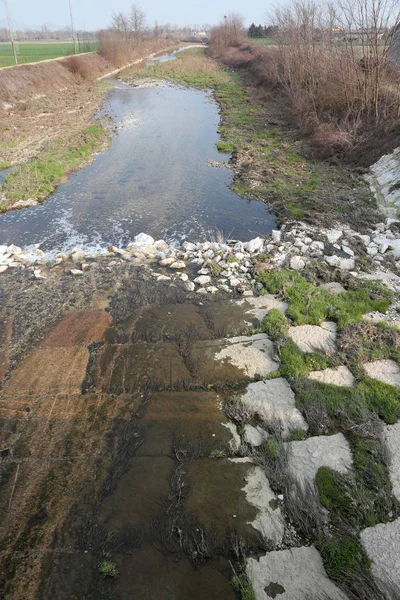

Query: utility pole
[4,0,17,65]
[68,0,77,54]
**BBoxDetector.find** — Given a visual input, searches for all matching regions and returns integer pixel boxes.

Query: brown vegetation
[98,31,175,67]
[210,0,400,166]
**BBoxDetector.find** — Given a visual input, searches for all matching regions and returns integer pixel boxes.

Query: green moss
[226,255,239,264]
[261,309,289,341]
[0,161,11,170]
[255,270,391,327]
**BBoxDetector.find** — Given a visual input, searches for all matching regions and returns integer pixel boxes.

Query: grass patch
[261,309,289,341]
[209,449,226,459]
[274,339,332,379]
[293,377,400,427]
[1,124,107,204]
[0,161,11,170]
[216,141,235,153]
[231,573,256,600]
[256,270,391,327]
[320,535,371,583]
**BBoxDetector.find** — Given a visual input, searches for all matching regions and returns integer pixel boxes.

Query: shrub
[98,560,119,578]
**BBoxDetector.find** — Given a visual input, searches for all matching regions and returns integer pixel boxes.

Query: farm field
[0,40,98,67]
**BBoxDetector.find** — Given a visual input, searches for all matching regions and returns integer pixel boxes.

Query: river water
[0,49,275,253]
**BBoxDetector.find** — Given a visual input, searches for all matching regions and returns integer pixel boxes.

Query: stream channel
[1,49,277,599]
[0,47,275,254]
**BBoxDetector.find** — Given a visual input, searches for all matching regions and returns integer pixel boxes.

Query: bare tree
[111,11,130,40]
[130,3,146,42]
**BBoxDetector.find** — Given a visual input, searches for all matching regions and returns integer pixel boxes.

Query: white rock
[325,255,341,267]
[196,288,208,295]
[321,282,345,295]
[367,247,378,256]
[379,243,389,254]
[183,241,197,252]
[178,273,189,281]
[0,245,7,255]
[310,241,324,251]
[244,237,264,253]
[383,423,400,502]
[206,286,219,294]
[342,246,355,257]
[71,250,85,263]
[290,256,305,271]
[156,274,171,281]
[235,252,245,260]
[0,265,8,273]
[194,275,211,285]
[159,257,176,267]
[170,261,186,270]
[326,229,343,244]
[70,269,84,276]
[271,230,281,243]
[214,334,279,379]
[198,268,210,275]
[244,424,269,447]
[339,258,355,270]
[153,239,169,249]
[229,278,241,287]
[131,233,155,247]
[183,281,195,292]
[359,234,371,246]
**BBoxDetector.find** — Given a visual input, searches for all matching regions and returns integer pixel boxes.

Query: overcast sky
[2,0,274,31]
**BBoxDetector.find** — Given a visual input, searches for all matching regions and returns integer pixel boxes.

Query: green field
[248,37,276,45]
[0,41,98,68]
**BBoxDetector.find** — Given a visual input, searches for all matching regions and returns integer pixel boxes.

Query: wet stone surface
[0,268,276,600]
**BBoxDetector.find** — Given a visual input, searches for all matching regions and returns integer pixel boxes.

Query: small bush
[98,560,119,578]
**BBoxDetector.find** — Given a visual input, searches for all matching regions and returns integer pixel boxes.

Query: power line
[4,0,18,65]
[68,0,77,54]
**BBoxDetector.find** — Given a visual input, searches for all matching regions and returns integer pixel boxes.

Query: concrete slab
[361,518,400,592]
[241,379,308,438]
[243,465,285,546]
[363,359,400,388]
[237,295,288,324]
[3,347,89,396]
[191,334,279,382]
[308,366,355,387]
[40,310,112,347]
[287,433,353,486]
[247,545,348,600]
[288,322,337,354]
[383,422,400,502]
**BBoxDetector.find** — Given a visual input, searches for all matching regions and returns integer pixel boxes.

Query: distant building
[389,24,400,66]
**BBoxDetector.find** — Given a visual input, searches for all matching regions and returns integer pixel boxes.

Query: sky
[1,0,274,31]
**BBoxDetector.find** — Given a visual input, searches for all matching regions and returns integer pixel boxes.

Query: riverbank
[124,47,380,229]
[0,42,177,212]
